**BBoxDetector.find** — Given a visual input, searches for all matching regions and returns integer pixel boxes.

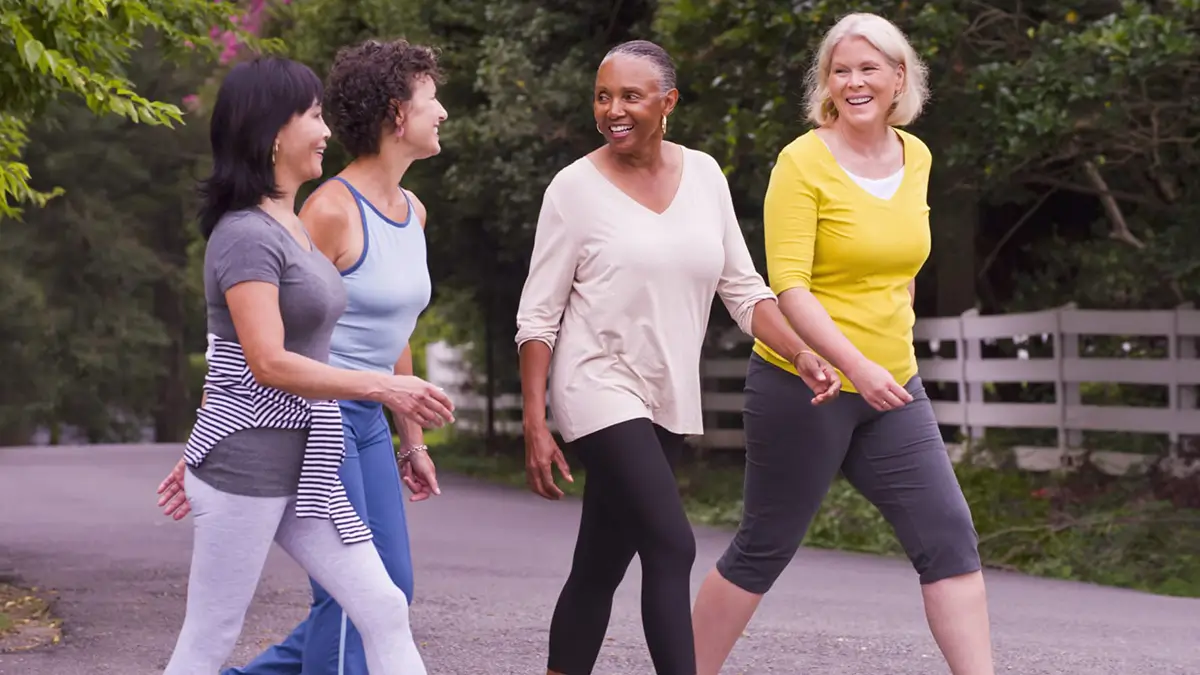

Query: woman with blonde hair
[690,13,995,675]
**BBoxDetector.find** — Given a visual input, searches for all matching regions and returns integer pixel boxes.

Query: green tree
[0,0,257,220]
[0,36,215,443]
[654,0,1200,313]
[267,0,655,439]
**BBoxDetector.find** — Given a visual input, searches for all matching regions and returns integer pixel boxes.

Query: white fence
[427,304,1200,476]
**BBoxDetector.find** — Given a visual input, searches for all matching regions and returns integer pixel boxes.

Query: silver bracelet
[397,444,428,465]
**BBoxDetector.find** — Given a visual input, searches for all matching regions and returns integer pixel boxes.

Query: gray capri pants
[716,353,982,594]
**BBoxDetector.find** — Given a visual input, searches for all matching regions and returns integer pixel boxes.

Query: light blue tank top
[325,177,431,374]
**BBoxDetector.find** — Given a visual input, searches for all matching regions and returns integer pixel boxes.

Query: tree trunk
[931,174,980,317]
[153,275,187,442]
[152,187,190,442]
[484,288,497,449]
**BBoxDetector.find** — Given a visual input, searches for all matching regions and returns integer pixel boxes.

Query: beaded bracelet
[397,444,428,465]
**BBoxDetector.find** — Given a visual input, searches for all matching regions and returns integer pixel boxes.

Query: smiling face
[593,54,677,155]
[827,35,905,131]
[395,75,448,159]
[275,101,330,183]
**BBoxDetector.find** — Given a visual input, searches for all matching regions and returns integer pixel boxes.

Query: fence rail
[427,304,1200,476]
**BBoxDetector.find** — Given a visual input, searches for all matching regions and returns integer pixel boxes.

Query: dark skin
[520,54,842,509]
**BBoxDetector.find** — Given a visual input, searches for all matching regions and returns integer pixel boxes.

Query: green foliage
[408,287,484,381]
[265,0,657,394]
[0,36,213,442]
[657,0,1200,310]
[0,0,266,220]
[0,259,55,443]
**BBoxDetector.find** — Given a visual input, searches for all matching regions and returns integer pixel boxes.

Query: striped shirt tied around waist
[184,334,372,545]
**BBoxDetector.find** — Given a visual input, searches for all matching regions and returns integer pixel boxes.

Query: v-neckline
[254,206,316,253]
[813,127,910,205]
[585,145,688,217]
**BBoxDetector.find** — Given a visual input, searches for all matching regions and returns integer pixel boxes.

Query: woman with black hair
[209,38,450,675]
[159,56,451,675]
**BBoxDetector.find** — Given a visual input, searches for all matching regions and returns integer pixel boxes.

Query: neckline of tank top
[331,176,415,230]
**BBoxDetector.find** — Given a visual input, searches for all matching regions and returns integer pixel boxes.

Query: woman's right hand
[846,359,913,412]
[524,422,573,500]
[378,375,456,429]
[157,458,191,520]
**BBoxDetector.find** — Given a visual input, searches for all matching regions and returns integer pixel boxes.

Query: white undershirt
[844,166,905,200]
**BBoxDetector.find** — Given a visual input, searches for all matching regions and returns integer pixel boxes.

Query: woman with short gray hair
[515,39,840,675]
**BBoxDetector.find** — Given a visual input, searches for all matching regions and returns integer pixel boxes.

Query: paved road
[0,444,1197,675]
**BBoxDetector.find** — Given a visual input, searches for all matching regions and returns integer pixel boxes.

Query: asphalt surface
[0,444,1197,675]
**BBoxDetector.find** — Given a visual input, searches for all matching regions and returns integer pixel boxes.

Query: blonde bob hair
[804,13,929,127]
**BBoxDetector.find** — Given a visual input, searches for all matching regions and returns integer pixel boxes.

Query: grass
[421,429,1200,599]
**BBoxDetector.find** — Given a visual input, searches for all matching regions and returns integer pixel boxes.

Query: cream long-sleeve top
[514,145,777,443]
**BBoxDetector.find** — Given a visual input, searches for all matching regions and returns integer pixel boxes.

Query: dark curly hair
[323,38,443,158]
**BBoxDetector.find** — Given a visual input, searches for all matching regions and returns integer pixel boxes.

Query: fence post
[1057,302,1080,455]
[960,307,984,445]
[1175,302,1196,450]
[952,312,969,443]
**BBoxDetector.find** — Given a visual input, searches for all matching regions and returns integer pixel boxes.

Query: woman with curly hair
[159,38,449,675]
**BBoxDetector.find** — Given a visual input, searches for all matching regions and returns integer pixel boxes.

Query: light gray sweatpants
[163,468,426,675]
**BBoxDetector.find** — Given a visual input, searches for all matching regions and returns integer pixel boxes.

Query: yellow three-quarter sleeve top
[753,128,933,393]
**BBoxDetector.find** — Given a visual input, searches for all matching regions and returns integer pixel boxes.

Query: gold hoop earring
[661,114,667,135]
[271,141,279,165]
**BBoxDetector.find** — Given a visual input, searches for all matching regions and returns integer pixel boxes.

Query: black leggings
[547,418,697,675]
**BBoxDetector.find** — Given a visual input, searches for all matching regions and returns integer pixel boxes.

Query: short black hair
[197,57,323,238]
[603,40,677,92]
[323,39,443,158]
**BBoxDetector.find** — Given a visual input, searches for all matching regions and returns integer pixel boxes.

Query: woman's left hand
[401,448,441,502]
[794,351,842,405]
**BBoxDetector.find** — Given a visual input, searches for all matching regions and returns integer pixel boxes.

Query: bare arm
[227,282,390,401]
[775,287,872,376]
[405,188,428,228]
[515,189,576,498]
[302,182,357,271]
[519,340,553,429]
[909,279,915,308]
[392,345,425,446]
[749,298,812,365]
[391,187,430,444]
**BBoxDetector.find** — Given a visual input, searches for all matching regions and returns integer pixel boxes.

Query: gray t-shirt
[191,208,348,497]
